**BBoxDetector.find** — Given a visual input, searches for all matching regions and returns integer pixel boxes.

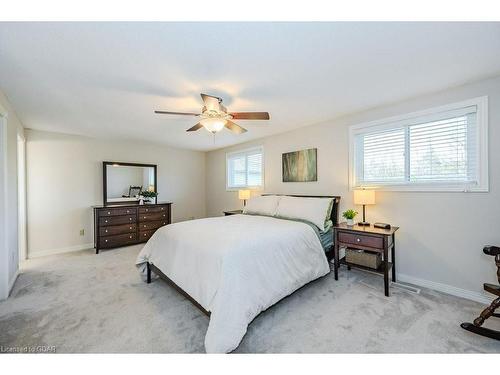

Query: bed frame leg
[147,262,151,284]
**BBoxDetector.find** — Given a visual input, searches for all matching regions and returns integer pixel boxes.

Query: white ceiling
[1,22,500,151]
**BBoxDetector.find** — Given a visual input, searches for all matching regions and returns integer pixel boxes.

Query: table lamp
[353,189,375,226]
[238,189,251,207]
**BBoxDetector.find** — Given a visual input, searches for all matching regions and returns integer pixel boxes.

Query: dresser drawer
[100,223,136,237]
[139,211,168,222]
[338,232,383,249]
[138,220,167,231]
[98,207,137,217]
[99,215,136,227]
[138,205,169,214]
[139,229,156,241]
[99,232,137,248]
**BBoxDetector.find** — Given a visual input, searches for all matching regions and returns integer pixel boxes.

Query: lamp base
[357,221,370,226]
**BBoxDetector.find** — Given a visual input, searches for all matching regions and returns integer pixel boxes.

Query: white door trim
[0,103,9,300]
[17,133,27,262]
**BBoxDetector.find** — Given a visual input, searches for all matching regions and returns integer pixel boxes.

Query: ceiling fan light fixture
[200,118,226,133]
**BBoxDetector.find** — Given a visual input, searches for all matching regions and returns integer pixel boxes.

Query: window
[226,146,264,190]
[349,97,488,191]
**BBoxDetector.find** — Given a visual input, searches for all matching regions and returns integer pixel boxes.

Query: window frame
[226,146,264,191]
[348,96,488,192]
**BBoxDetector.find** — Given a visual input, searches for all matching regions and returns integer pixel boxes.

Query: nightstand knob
[356,238,361,242]
[105,230,108,233]
[107,211,110,215]
[129,218,132,221]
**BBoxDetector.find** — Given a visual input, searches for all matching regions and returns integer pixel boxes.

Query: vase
[346,218,354,226]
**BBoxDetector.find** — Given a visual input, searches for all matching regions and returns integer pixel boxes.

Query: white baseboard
[29,243,94,259]
[8,269,19,295]
[397,273,493,305]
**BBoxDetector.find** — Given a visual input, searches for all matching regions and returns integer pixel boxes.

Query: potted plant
[140,190,158,204]
[342,209,358,226]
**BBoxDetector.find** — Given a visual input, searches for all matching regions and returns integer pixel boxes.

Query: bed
[136,194,340,353]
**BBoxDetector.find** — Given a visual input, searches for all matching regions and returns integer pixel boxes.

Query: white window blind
[350,97,488,191]
[226,147,263,189]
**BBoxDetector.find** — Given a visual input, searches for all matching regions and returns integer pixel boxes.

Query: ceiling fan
[155,93,270,134]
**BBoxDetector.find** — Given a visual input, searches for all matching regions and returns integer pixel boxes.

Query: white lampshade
[200,118,226,133]
[238,189,251,200]
[353,189,376,205]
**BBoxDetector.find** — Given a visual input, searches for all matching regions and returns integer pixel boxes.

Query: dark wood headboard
[262,194,341,226]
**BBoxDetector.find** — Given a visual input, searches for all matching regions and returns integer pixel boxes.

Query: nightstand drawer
[338,232,383,249]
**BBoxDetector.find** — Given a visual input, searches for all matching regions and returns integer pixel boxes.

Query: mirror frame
[103,161,158,206]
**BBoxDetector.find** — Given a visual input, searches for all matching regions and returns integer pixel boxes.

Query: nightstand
[333,223,399,296]
[223,210,243,216]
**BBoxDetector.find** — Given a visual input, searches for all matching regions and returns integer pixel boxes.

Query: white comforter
[136,214,330,353]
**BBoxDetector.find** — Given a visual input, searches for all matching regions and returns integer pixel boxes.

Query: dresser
[93,202,172,254]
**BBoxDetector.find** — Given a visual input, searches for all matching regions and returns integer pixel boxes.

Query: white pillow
[276,196,333,231]
[243,195,280,216]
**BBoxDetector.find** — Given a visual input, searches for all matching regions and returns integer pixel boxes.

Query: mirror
[103,161,157,206]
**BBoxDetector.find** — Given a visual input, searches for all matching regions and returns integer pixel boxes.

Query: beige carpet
[1,244,499,353]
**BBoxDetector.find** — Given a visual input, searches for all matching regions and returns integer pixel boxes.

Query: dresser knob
[143,216,146,219]
[107,211,110,215]
[129,236,132,239]
[146,209,148,212]
[129,218,132,221]
[163,214,165,217]
[144,225,146,228]
[105,230,108,233]
[144,233,147,237]
[129,227,132,230]
[161,207,164,210]
[356,238,361,242]
[105,220,108,223]
[105,239,108,242]
[126,210,130,213]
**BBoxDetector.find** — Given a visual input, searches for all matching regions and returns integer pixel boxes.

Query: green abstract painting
[282,148,317,182]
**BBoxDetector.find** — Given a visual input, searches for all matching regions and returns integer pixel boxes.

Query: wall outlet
[79,229,85,236]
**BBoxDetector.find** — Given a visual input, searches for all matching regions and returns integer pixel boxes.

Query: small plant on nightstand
[342,209,358,226]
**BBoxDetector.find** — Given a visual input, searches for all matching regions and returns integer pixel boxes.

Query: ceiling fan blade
[186,123,203,132]
[224,120,247,134]
[155,110,200,116]
[229,112,270,120]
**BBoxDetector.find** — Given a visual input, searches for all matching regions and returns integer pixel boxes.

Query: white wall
[26,129,206,258]
[0,90,24,300]
[206,75,500,303]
